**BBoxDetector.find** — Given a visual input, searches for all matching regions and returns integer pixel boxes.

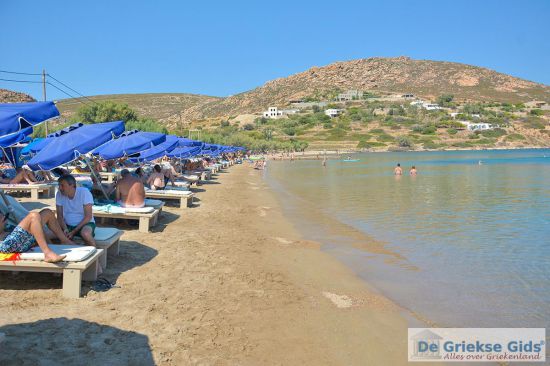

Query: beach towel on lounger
[21,245,96,262]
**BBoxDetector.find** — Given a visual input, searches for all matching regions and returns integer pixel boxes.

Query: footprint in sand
[322,291,354,308]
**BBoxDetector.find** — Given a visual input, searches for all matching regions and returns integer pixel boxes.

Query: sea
[264,149,550,329]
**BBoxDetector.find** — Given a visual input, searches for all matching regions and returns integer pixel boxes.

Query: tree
[437,94,454,107]
[77,101,137,124]
[397,136,412,148]
[74,101,167,133]
[312,105,320,113]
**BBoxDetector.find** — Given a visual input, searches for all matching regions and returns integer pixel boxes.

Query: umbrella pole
[0,191,21,223]
[81,155,110,201]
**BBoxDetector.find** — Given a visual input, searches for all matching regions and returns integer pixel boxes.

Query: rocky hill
[4,57,550,129]
[180,57,550,124]
[0,89,35,103]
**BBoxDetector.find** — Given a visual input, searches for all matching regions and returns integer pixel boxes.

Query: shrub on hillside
[447,128,458,135]
[480,128,507,138]
[505,133,526,141]
[397,136,412,148]
[530,109,544,116]
[242,123,255,131]
[421,125,437,135]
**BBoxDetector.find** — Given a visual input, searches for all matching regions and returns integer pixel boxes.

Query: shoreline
[258,146,549,160]
[0,164,430,365]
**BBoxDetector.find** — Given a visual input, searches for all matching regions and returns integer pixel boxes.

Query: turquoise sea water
[265,149,550,328]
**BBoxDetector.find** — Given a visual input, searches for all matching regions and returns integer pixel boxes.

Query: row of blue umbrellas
[0,102,245,171]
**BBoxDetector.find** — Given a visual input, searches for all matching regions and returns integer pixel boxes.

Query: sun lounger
[0,246,103,298]
[145,190,194,208]
[99,172,117,183]
[93,205,160,233]
[74,227,124,269]
[0,183,55,200]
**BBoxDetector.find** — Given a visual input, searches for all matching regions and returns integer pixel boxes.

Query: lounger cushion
[144,198,163,207]
[20,245,96,262]
[150,190,193,196]
[94,227,121,242]
[123,206,154,213]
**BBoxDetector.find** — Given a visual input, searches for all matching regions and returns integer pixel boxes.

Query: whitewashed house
[461,121,494,131]
[337,90,363,101]
[262,107,298,119]
[325,109,343,118]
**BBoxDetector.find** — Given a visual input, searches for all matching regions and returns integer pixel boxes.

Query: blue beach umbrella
[22,122,87,155]
[0,101,60,137]
[177,137,203,147]
[93,130,166,160]
[27,121,125,171]
[130,135,179,162]
[166,146,202,159]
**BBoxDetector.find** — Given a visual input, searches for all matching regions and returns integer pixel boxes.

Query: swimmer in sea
[394,163,402,175]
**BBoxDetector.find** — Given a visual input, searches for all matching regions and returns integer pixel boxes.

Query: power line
[46,82,92,106]
[0,69,42,76]
[47,73,99,105]
[0,77,43,84]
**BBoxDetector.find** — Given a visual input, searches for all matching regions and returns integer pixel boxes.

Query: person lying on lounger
[116,169,146,208]
[0,209,75,263]
[0,167,39,185]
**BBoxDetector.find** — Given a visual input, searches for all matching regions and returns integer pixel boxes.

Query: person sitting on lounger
[116,169,146,208]
[134,167,148,185]
[0,209,75,263]
[147,165,166,190]
[0,167,38,184]
[56,174,96,247]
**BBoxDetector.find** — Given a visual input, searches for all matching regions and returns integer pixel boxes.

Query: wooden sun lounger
[75,227,124,269]
[145,191,194,209]
[93,208,160,233]
[99,172,117,183]
[0,249,103,298]
[0,183,55,200]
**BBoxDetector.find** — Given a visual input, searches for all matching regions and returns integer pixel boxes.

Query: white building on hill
[325,109,344,118]
[262,107,298,119]
[461,121,494,131]
[337,90,363,101]
[410,100,442,110]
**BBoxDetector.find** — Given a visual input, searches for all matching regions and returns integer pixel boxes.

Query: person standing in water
[410,166,417,175]
[394,163,403,175]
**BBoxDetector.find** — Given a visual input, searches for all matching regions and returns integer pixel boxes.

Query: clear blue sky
[1,0,549,101]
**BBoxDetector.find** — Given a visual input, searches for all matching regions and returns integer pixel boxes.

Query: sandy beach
[0,165,421,365]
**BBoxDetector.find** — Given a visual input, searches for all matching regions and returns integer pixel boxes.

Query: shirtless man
[394,163,403,175]
[410,166,417,175]
[116,169,146,208]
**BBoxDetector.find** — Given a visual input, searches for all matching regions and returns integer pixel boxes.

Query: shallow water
[265,149,550,328]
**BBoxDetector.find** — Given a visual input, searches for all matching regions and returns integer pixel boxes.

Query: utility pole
[42,69,49,135]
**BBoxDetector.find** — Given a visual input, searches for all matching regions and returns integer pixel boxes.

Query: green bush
[283,127,296,136]
[505,133,526,141]
[397,136,412,148]
[242,123,255,131]
[530,109,544,116]
[376,133,395,142]
[480,128,507,138]
[421,125,437,135]
[447,128,458,135]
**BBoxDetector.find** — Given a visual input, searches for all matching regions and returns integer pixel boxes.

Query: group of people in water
[394,163,417,176]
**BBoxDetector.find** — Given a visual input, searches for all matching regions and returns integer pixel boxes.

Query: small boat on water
[342,159,360,162]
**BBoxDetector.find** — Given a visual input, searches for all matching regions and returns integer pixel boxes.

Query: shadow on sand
[0,318,155,366]
[0,241,158,294]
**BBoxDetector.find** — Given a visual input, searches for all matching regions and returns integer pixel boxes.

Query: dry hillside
[0,89,35,103]
[180,56,550,124]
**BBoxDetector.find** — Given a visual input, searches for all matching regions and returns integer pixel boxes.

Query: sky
[1,0,549,101]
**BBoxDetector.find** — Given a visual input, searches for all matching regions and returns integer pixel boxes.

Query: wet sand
[0,165,428,365]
